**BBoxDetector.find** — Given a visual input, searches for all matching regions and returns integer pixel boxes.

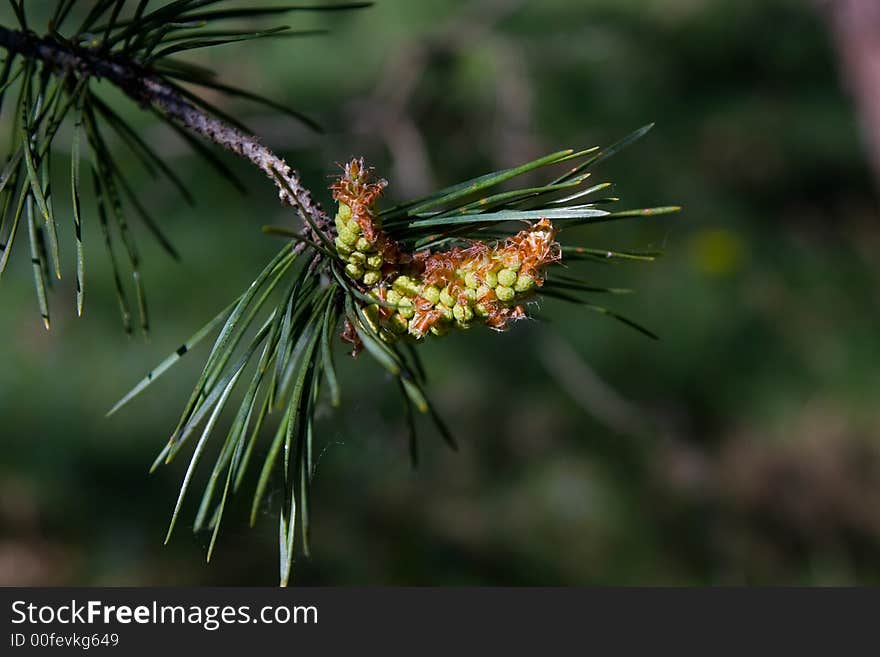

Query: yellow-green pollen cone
[331,158,561,348]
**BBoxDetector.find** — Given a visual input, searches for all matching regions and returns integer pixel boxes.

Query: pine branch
[0,24,330,237]
[0,2,678,587]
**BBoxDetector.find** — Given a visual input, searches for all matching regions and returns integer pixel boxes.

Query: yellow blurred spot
[689,228,746,277]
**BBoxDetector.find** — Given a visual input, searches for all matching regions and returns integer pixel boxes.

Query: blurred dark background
[2,0,880,585]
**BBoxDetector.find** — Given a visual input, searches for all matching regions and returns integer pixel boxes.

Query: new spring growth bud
[338,227,358,246]
[514,273,535,293]
[392,275,420,298]
[389,313,409,333]
[435,303,453,321]
[397,297,415,319]
[453,303,474,323]
[333,159,562,349]
[497,268,517,288]
[422,285,441,305]
[338,202,353,222]
[345,262,364,279]
[439,287,456,308]
[496,285,515,302]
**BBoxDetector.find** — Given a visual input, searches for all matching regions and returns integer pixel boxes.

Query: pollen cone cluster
[331,159,561,346]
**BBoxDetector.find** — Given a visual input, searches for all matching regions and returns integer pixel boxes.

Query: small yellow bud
[422,285,441,305]
[363,270,381,286]
[497,268,517,287]
[398,297,415,319]
[474,302,490,318]
[435,302,453,321]
[392,275,420,297]
[337,202,352,221]
[349,251,366,266]
[389,313,408,333]
[355,236,371,252]
[514,273,535,293]
[347,219,363,236]
[386,289,402,305]
[345,262,364,280]
[476,284,491,300]
[335,237,353,256]
[464,271,480,289]
[453,303,474,323]
[366,254,383,270]
[496,285,515,302]
[439,287,456,308]
[463,288,477,304]
[338,227,358,246]
[485,270,498,288]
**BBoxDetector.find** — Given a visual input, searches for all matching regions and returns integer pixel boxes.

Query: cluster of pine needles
[0,0,368,332]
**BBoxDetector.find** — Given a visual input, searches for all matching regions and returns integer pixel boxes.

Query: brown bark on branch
[0,26,330,236]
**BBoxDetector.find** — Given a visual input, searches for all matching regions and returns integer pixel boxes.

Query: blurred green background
[2,0,880,585]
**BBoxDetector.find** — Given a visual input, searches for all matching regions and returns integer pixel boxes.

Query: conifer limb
[0,25,330,236]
